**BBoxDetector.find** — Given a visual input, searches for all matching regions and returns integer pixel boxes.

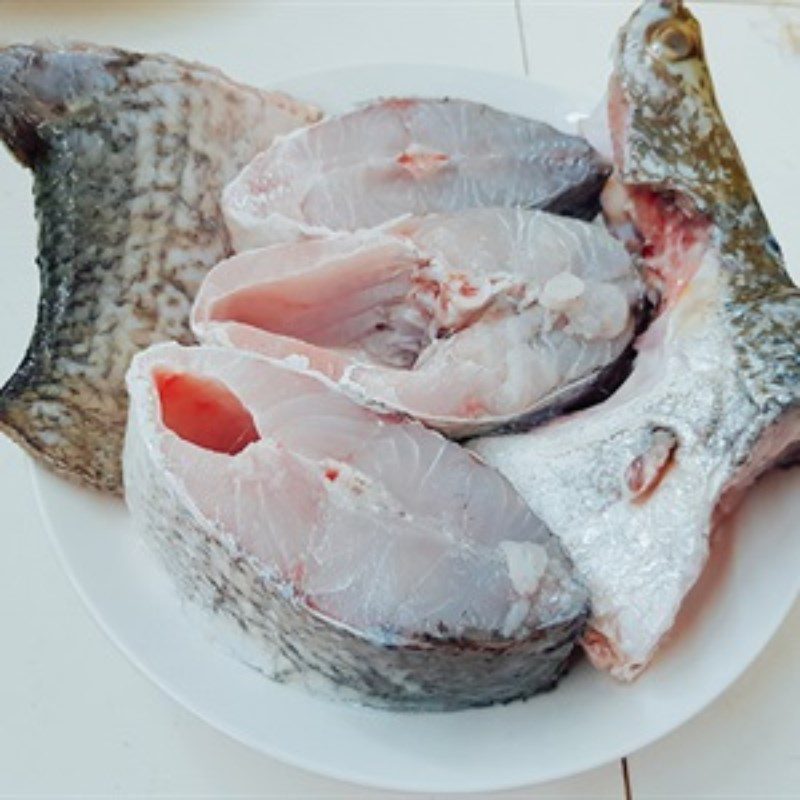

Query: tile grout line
[514,0,530,76]
[622,756,633,800]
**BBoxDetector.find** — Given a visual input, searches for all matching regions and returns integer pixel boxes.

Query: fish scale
[0,42,320,491]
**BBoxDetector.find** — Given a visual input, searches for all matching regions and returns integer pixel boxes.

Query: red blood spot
[412,276,441,297]
[324,467,340,482]
[625,456,646,495]
[304,595,323,613]
[397,150,448,166]
[627,187,710,305]
[681,227,699,248]
[582,628,620,671]
[396,149,449,179]
[459,283,479,297]
[154,370,260,455]
[385,98,417,111]
[460,398,488,417]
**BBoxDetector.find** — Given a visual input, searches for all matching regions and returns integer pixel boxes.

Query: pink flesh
[129,344,586,638]
[155,370,260,455]
[220,324,351,382]
[396,146,450,179]
[207,245,414,349]
[606,79,711,307]
[206,316,517,421]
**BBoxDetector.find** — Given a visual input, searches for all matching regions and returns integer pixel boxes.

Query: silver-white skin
[472,0,800,679]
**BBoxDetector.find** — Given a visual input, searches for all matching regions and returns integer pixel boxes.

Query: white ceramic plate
[31,66,800,794]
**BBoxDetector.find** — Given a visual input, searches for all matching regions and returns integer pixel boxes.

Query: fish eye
[647,21,698,62]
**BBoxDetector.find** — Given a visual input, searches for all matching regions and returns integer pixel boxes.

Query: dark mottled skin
[616,0,800,461]
[0,43,319,492]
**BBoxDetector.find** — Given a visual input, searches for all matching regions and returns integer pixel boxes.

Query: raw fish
[223,97,610,251]
[0,42,319,491]
[124,342,589,709]
[472,0,800,679]
[193,208,643,436]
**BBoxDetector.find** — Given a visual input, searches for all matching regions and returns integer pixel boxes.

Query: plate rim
[26,61,800,794]
[32,463,800,794]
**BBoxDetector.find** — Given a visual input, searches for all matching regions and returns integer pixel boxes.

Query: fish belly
[473,251,800,678]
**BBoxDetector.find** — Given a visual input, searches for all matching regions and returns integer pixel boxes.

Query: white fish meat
[123,343,589,709]
[193,208,643,436]
[472,0,800,678]
[222,97,610,250]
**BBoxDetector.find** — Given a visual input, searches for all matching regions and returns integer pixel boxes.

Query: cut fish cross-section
[124,343,589,710]
[223,97,611,250]
[193,209,644,437]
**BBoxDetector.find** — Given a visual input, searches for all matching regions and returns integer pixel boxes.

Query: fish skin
[124,343,589,710]
[613,1,799,407]
[471,0,800,679]
[222,97,611,251]
[0,42,320,492]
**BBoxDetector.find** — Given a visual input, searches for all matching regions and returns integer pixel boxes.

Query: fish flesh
[0,42,320,492]
[123,342,589,710]
[193,208,644,436]
[472,0,800,679]
[222,97,611,251]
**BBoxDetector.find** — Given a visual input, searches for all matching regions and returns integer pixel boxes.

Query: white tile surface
[0,1,622,796]
[0,0,526,81]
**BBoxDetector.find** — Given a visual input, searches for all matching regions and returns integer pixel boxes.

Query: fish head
[610,1,798,412]
[609,0,754,224]
[602,0,789,301]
